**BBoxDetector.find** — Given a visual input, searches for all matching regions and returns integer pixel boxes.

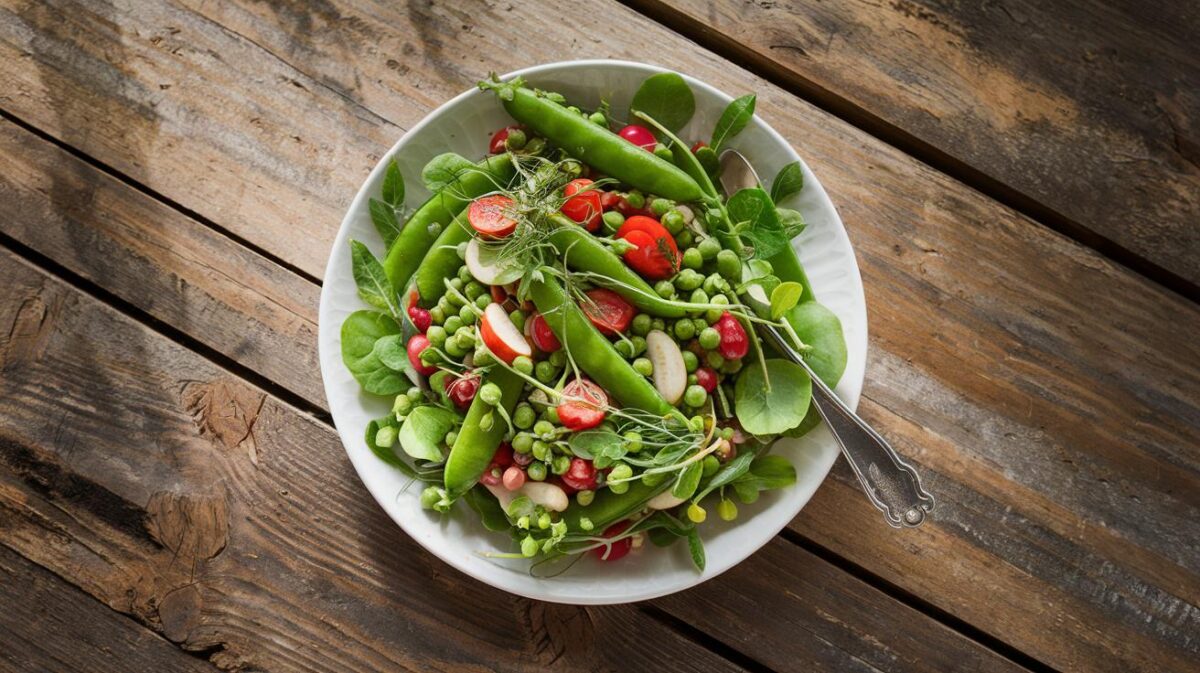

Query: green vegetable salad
[341,71,847,572]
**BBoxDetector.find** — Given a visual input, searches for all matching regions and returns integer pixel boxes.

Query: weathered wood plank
[634,0,1200,291]
[0,248,1023,672]
[0,1,1196,671]
[0,119,323,408]
[0,545,221,673]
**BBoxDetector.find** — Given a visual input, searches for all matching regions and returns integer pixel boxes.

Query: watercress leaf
[367,199,402,251]
[463,486,510,532]
[341,310,408,395]
[734,455,797,492]
[365,416,417,477]
[397,405,458,462]
[694,450,755,502]
[769,281,804,320]
[349,240,399,315]
[372,334,408,371]
[422,152,475,192]
[777,207,806,239]
[783,301,847,389]
[711,94,756,151]
[382,158,405,208]
[726,187,790,259]
[769,161,804,203]
[672,461,703,500]
[568,429,619,459]
[686,529,706,571]
[734,358,813,435]
[630,72,695,132]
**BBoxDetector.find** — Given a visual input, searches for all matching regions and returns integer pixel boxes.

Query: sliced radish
[646,490,687,510]
[465,238,523,286]
[646,329,686,405]
[480,303,531,364]
[485,481,568,512]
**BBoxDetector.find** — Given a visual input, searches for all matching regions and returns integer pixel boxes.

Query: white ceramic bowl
[319,60,867,604]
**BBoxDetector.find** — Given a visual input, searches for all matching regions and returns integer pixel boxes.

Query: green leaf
[777,207,806,239]
[365,415,417,477]
[726,187,790,259]
[672,461,703,500]
[734,358,812,435]
[397,405,458,462]
[372,334,408,371]
[769,281,803,320]
[734,455,797,492]
[463,486,510,532]
[630,72,695,132]
[349,240,399,316]
[568,430,626,468]
[422,152,475,192]
[648,527,681,548]
[710,94,755,151]
[686,529,706,571]
[368,198,402,249]
[695,145,720,179]
[341,310,408,395]
[382,158,405,208]
[693,450,755,502]
[733,480,760,504]
[769,161,804,203]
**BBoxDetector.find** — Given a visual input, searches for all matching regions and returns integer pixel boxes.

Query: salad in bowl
[326,62,859,594]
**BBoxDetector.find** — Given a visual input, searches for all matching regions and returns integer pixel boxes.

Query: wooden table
[1,1,1196,671]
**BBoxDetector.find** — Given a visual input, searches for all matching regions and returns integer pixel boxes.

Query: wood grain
[0,0,1197,671]
[0,544,220,673]
[634,0,1200,291]
[0,248,1022,672]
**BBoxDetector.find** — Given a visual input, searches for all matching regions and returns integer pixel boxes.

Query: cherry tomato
[489,126,521,154]
[617,124,656,151]
[526,312,561,352]
[581,288,635,336]
[695,366,719,392]
[561,178,603,232]
[715,311,749,360]
[691,140,708,153]
[444,372,480,410]
[557,378,608,431]
[408,305,431,333]
[468,194,517,238]
[407,334,437,376]
[615,196,653,218]
[562,458,597,491]
[591,520,633,561]
[616,216,680,280]
[599,191,621,211]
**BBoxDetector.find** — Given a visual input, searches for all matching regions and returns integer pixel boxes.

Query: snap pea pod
[767,245,816,305]
[414,210,471,304]
[481,79,703,203]
[383,153,515,291]
[529,274,672,416]
[559,479,666,533]
[547,223,686,318]
[443,367,523,500]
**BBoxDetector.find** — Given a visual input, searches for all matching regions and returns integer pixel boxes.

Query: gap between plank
[638,605,776,673]
[619,0,1199,305]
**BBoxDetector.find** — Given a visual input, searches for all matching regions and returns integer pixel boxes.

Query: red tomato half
[489,126,521,154]
[591,520,633,561]
[557,378,608,431]
[581,288,634,336]
[468,194,517,238]
[616,216,680,280]
[561,178,603,232]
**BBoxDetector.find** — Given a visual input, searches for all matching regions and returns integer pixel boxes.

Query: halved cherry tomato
[715,311,749,360]
[691,140,708,153]
[591,520,633,561]
[562,458,597,491]
[479,442,514,485]
[581,288,634,336]
[407,334,437,376]
[561,178,603,232]
[489,126,522,154]
[616,216,680,280]
[526,312,561,352]
[618,124,656,151]
[468,194,517,238]
[557,378,607,431]
[407,305,431,333]
[694,366,719,392]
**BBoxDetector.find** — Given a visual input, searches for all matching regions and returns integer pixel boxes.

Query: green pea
[653,144,674,161]
[535,360,558,382]
[523,137,547,155]
[542,406,560,424]
[602,210,625,234]
[474,294,492,310]
[444,316,463,334]
[426,325,447,347]
[551,455,571,475]
[684,384,707,408]
[549,350,567,367]
[538,512,552,529]
[531,419,553,439]
[454,330,475,351]
[579,516,594,531]
[426,222,442,237]
[720,426,735,440]
[420,486,442,510]
[444,338,466,358]
[505,128,527,150]
[632,357,653,376]
[654,280,675,299]
[702,454,720,477]
[674,268,703,291]
[630,335,647,356]
[566,105,581,115]
[528,462,548,481]
[459,304,477,325]
[588,111,607,126]
[437,296,453,316]
[721,358,744,375]
[520,535,538,557]
[699,327,721,350]
[705,294,730,323]
[650,318,666,333]
[448,277,464,292]
[692,317,708,333]
[689,415,705,434]
[444,429,458,447]
[474,347,494,366]
[456,241,469,260]
[661,209,684,233]
[577,490,595,507]
[479,382,502,406]
[392,393,413,417]
[512,431,534,452]
[623,431,643,452]
[419,347,440,365]
[675,229,694,248]
[702,273,725,296]
[429,306,445,324]
[687,373,698,386]
[623,191,645,209]
[464,281,485,299]
[717,499,738,521]
[513,355,534,375]
[716,249,741,281]
[631,313,652,336]
[532,440,551,461]
[374,424,397,448]
[681,247,703,270]
[457,265,474,283]
[650,198,673,217]
[508,309,526,332]
[681,350,699,373]
[706,351,726,369]
[608,463,633,494]
[614,339,634,359]
[674,319,696,341]
[698,237,721,260]
[479,411,494,432]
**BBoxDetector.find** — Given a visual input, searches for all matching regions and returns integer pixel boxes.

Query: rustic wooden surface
[1,1,1197,672]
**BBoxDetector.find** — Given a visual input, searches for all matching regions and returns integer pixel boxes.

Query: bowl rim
[319,58,868,604]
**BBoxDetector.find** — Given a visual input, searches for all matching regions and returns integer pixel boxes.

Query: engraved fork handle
[757,324,935,527]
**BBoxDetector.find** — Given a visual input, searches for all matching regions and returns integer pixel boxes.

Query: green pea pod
[559,479,666,533]
[767,245,816,305]
[383,153,515,291]
[529,274,672,416]
[547,223,686,318]
[414,210,471,304]
[481,79,703,203]
[443,367,523,500]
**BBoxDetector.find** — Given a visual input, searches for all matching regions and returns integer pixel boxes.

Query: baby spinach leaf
[368,199,402,249]
[382,158,405,208]
[341,310,408,395]
[710,94,756,152]
[672,461,703,500]
[777,207,806,239]
[769,161,804,203]
[630,72,695,132]
[365,415,417,477]
[686,529,706,571]
[769,281,804,320]
[372,334,409,372]
[463,486,510,532]
[734,455,797,491]
[733,480,760,504]
[727,187,790,259]
[693,450,755,503]
[422,152,475,192]
[349,240,399,317]
[397,405,458,462]
[734,358,812,435]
